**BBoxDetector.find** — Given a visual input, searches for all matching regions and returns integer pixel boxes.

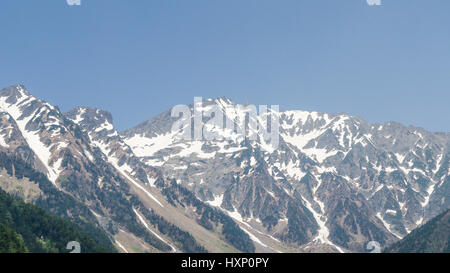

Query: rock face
[385,209,450,253]
[122,97,449,252]
[1,85,449,253]
[0,85,253,253]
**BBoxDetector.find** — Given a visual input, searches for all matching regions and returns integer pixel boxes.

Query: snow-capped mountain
[0,85,448,253]
[64,106,257,253]
[122,97,449,252]
[0,85,173,252]
[0,85,254,253]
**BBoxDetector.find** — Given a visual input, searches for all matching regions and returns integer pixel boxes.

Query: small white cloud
[366,0,382,6]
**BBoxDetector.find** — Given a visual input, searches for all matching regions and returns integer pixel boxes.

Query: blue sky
[0,0,449,132]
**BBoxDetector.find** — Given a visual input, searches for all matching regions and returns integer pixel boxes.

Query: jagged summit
[120,91,449,252]
[0,84,31,99]
[66,106,114,127]
[0,84,448,253]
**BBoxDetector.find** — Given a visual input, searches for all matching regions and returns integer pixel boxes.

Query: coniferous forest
[0,189,116,253]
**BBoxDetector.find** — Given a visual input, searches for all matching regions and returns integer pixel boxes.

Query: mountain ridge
[121,96,449,252]
[1,84,449,253]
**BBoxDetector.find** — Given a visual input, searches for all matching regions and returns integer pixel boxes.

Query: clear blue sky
[1,0,449,132]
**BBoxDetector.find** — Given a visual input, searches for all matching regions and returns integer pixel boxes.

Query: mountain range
[0,84,448,253]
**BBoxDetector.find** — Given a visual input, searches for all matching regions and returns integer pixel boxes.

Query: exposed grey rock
[122,97,449,252]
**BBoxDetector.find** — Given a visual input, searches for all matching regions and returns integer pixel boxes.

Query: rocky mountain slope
[1,84,448,253]
[122,97,449,252]
[0,85,253,253]
[385,209,449,253]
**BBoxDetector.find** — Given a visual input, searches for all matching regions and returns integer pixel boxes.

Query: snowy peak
[0,85,105,185]
[65,107,116,138]
[120,96,449,252]
[65,106,153,181]
[65,106,128,167]
[0,85,448,253]
[0,85,69,184]
[66,106,113,127]
[0,86,259,253]
[0,84,31,104]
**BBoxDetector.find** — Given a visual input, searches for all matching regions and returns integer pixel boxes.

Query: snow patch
[301,195,344,253]
[386,209,396,216]
[72,108,86,124]
[147,175,157,187]
[395,153,406,163]
[125,133,175,157]
[207,194,224,207]
[0,104,61,185]
[173,141,216,159]
[376,213,402,239]
[133,208,176,252]
[0,133,9,147]
[116,240,129,253]
[95,121,114,132]
[303,147,339,163]
[91,138,164,207]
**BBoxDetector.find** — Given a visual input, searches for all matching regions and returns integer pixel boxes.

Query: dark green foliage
[0,224,28,253]
[54,148,173,252]
[0,189,116,253]
[0,152,199,253]
[384,209,450,253]
[0,152,116,251]
[117,198,172,252]
[139,206,208,253]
